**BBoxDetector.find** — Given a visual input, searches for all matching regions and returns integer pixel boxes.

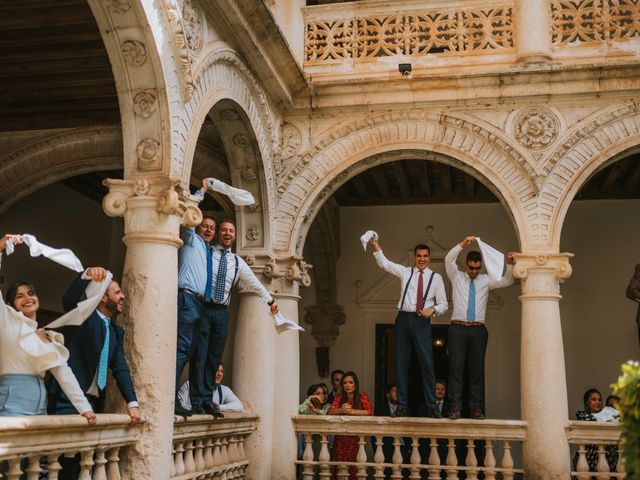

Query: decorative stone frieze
[162,0,195,101]
[121,40,147,66]
[279,122,302,161]
[181,0,203,55]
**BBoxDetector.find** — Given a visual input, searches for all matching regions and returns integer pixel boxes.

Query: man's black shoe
[175,404,193,417]
[428,410,442,419]
[191,405,205,415]
[203,403,224,418]
[395,406,409,417]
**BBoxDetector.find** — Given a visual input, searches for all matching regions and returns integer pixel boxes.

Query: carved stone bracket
[305,303,346,377]
[103,177,202,245]
[243,254,313,296]
[513,252,574,300]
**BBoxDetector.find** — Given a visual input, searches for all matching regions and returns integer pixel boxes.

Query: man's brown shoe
[471,407,485,420]
[448,409,461,420]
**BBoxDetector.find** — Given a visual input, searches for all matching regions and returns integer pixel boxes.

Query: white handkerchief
[5,239,14,255]
[6,234,84,272]
[46,271,113,329]
[476,237,504,282]
[273,312,305,333]
[206,178,255,206]
[360,230,378,251]
[592,406,620,422]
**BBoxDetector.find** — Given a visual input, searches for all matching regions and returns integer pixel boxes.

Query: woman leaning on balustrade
[328,371,373,480]
[0,233,96,423]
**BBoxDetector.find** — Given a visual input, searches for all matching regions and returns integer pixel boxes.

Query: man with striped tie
[444,236,515,420]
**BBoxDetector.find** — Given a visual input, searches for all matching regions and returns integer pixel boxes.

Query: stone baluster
[501,441,514,480]
[597,445,610,479]
[79,450,94,480]
[302,433,315,480]
[174,442,186,476]
[575,444,589,479]
[93,447,108,480]
[373,435,385,479]
[106,447,121,480]
[391,436,403,479]
[25,455,40,480]
[212,438,223,468]
[484,440,496,480]
[356,435,367,479]
[204,438,215,469]
[194,439,205,472]
[48,454,62,480]
[409,436,421,480]
[617,445,625,477]
[184,439,196,473]
[428,438,441,480]
[465,439,478,480]
[514,253,573,480]
[337,464,348,479]
[229,435,240,463]
[318,434,331,479]
[514,0,552,63]
[446,438,457,480]
[220,437,230,465]
[103,178,201,479]
[237,434,247,461]
[7,458,22,480]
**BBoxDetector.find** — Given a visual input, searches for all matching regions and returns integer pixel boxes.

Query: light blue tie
[467,278,476,322]
[97,317,110,390]
[204,245,213,302]
[214,250,228,303]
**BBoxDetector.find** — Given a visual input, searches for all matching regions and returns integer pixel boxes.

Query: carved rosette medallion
[136,138,161,168]
[121,40,147,66]
[133,90,158,118]
[241,167,257,183]
[246,225,261,241]
[280,122,302,159]
[181,0,203,55]
[233,134,250,148]
[513,107,560,150]
[105,0,131,15]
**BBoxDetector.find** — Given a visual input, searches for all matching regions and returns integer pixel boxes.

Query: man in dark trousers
[627,263,640,348]
[48,267,140,479]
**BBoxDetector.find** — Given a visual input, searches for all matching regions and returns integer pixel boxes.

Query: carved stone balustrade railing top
[294,415,525,479]
[566,421,625,479]
[171,412,258,480]
[0,414,141,480]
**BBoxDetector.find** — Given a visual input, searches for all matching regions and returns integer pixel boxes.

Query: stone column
[103,177,201,480]
[233,255,311,480]
[513,253,573,480]
[514,0,552,63]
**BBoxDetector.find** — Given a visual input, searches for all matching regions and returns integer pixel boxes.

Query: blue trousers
[175,291,204,393]
[0,374,47,416]
[395,311,436,413]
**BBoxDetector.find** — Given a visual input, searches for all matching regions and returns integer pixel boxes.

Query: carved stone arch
[87,0,181,177]
[275,112,537,254]
[0,127,123,214]
[175,49,280,251]
[541,102,640,249]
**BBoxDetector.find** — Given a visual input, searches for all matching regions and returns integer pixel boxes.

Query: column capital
[304,304,345,349]
[102,176,202,247]
[513,252,574,299]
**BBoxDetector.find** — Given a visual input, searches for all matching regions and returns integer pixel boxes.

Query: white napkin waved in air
[6,234,84,272]
[592,406,620,422]
[475,237,504,282]
[205,178,255,206]
[360,230,378,251]
[273,312,304,333]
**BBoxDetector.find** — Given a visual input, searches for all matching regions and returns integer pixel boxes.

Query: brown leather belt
[451,320,484,327]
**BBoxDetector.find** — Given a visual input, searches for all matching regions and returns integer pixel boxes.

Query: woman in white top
[0,234,96,423]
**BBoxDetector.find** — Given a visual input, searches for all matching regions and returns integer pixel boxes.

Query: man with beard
[189,219,279,417]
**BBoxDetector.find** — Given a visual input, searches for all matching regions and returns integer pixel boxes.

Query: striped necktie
[97,317,110,390]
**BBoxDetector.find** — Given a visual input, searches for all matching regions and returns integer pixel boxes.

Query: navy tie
[214,250,228,303]
[204,245,213,302]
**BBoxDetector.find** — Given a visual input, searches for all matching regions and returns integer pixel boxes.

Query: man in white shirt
[369,236,448,417]
[444,236,515,420]
[177,362,243,414]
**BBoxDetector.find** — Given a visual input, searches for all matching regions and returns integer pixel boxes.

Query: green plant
[613,360,640,480]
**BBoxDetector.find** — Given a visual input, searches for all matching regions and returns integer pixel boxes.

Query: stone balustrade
[0,414,140,479]
[567,421,625,479]
[170,412,258,480]
[294,415,526,479]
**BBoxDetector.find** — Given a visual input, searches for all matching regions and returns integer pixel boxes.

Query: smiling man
[369,235,448,418]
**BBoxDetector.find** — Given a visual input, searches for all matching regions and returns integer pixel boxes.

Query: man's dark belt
[451,320,484,327]
[179,288,227,309]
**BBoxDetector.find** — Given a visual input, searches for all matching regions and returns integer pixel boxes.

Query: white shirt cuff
[127,401,139,408]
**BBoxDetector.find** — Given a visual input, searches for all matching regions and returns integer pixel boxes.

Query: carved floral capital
[513,252,574,299]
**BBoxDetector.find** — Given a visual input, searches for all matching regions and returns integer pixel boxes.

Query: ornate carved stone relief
[513,107,560,151]
[162,0,195,101]
[133,90,158,118]
[233,134,250,148]
[241,167,257,183]
[279,122,302,162]
[246,225,261,241]
[121,40,147,66]
[181,0,203,55]
[136,138,162,170]
[104,0,131,15]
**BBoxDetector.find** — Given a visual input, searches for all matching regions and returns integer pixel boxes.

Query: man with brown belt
[444,236,515,420]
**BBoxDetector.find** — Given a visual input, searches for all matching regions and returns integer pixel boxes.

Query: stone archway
[276,110,536,255]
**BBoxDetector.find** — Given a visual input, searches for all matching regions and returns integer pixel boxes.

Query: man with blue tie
[444,236,515,420]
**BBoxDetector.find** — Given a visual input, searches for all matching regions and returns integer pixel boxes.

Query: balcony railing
[171,412,258,480]
[294,415,526,479]
[0,414,140,479]
[566,421,625,479]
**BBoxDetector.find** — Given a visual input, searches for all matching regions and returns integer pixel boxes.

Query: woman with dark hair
[572,388,618,473]
[299,383,329,415]
[328,371,373,479]
[0,234,96,423]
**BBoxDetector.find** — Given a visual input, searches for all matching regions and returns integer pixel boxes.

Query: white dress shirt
[212,246,273,305]
[178,381,244,412]
[444,244,514,323]
[373,250,448,314]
